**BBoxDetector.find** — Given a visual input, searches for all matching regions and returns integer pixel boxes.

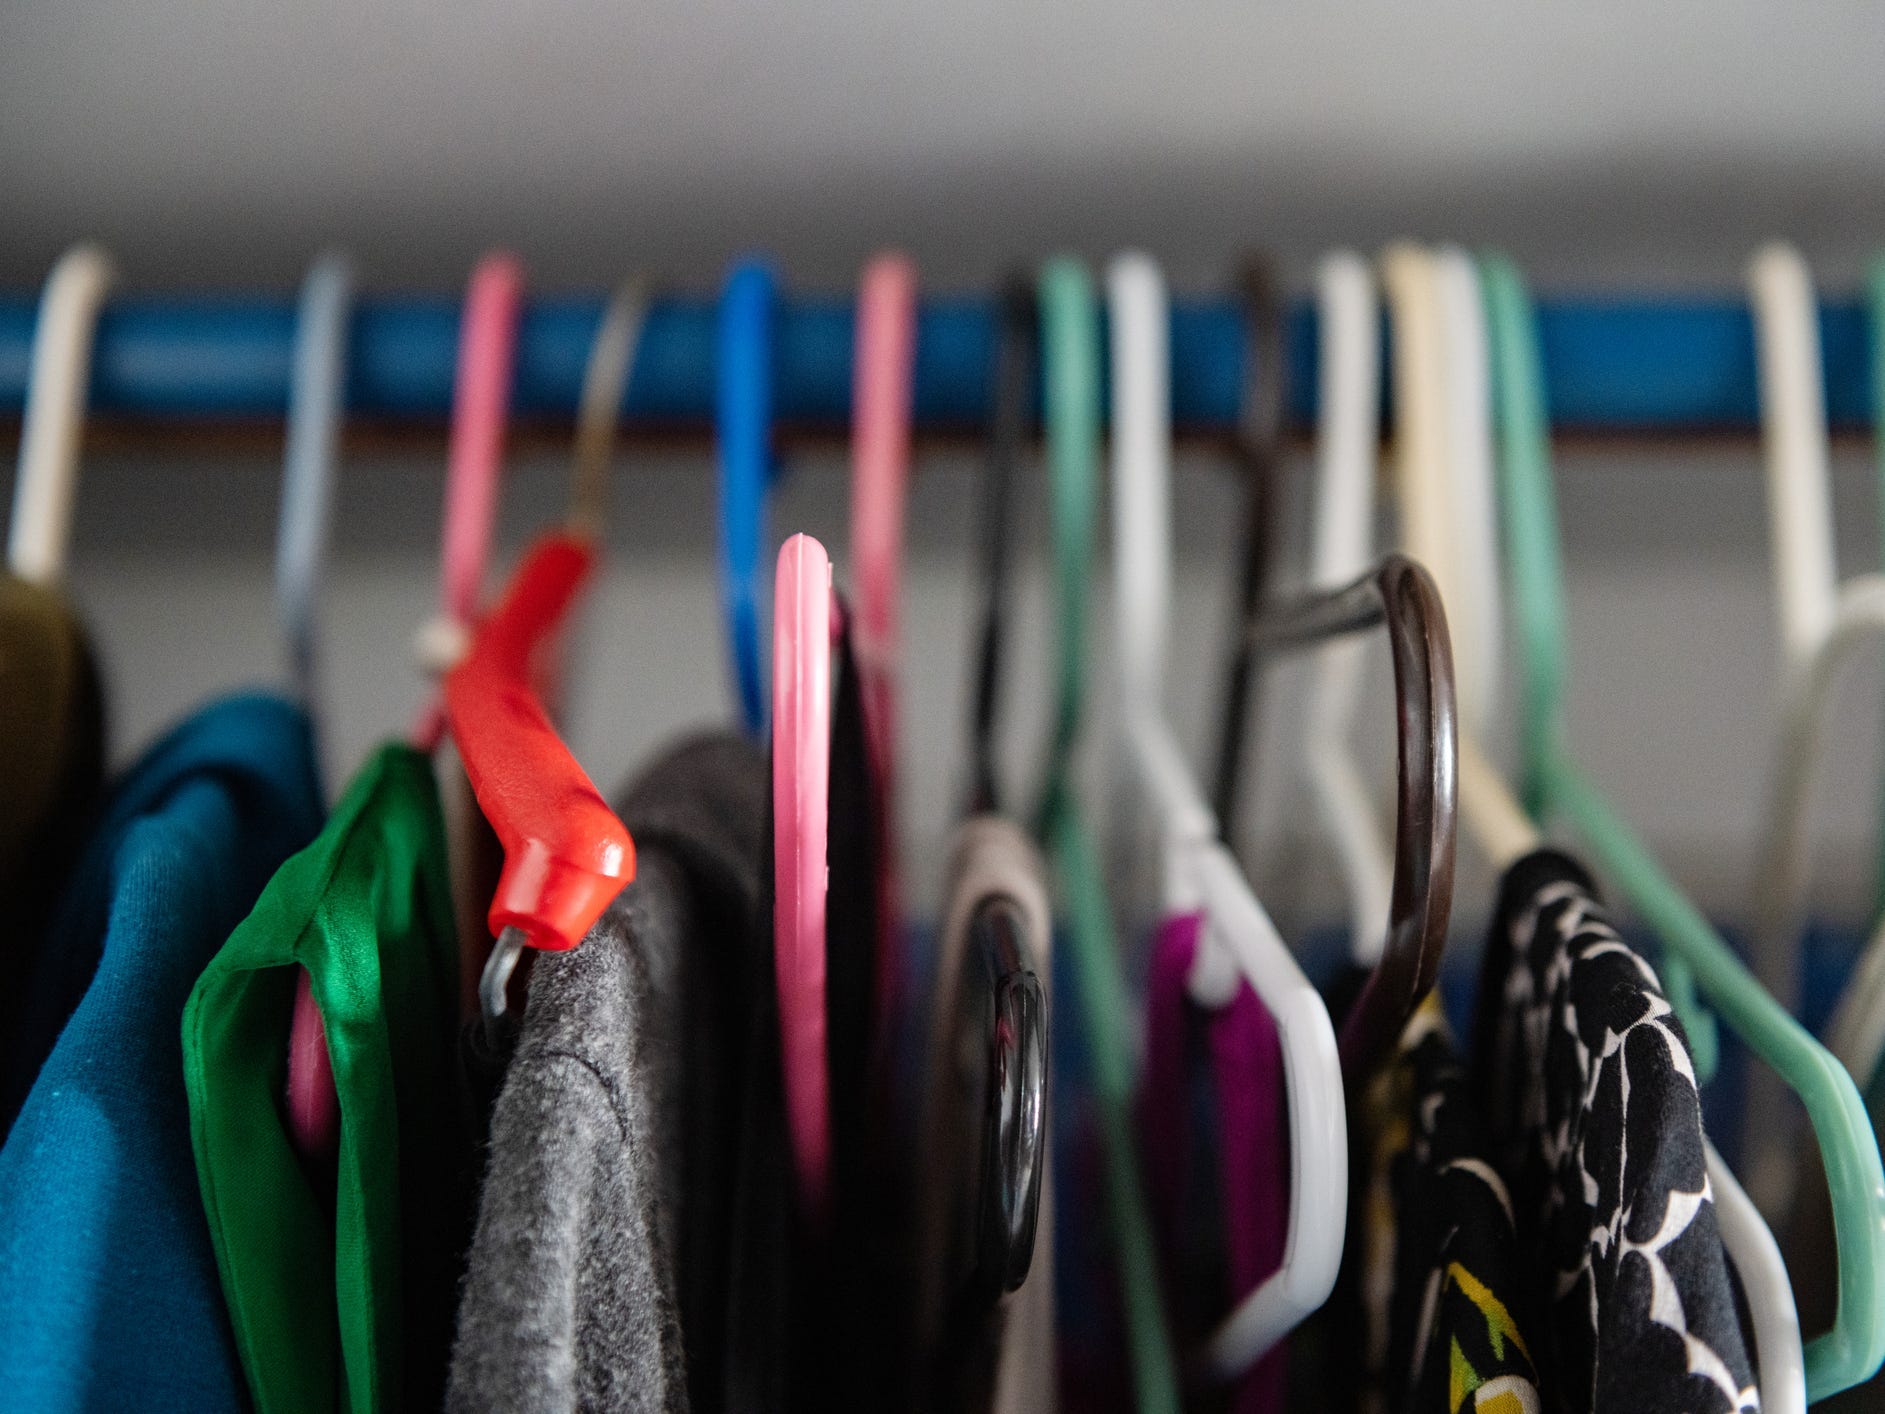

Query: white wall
[3,4,1885,287]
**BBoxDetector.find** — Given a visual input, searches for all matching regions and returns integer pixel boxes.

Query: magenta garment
[1140,912,1289,1414]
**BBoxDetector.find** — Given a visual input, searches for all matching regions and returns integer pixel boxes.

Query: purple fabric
[1140,912,1289,1414]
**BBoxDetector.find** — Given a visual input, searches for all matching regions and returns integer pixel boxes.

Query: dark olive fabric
[0,574,104,1056]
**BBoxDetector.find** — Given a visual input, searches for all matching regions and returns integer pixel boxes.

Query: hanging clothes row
[4,239,1885,1414]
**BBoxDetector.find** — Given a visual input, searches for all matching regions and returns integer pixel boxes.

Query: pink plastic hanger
[849,253,917,1037]
[414,253,527,746]
[284,252,526,1162]
[775,532,839,1221]
[440,273,650,1033]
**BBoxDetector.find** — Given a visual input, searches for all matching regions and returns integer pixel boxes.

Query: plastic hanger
[1034,254,1181,1414]
[1210,257,1286,843]
[938,272,1051,1296]
[850,252,917,1029]
[1745,243,1882,1023]
[1480,248,1885,1401]
[7,244,113,586]
[1108,250,1349,1382]
[277,252,351,719]
[1378,245,1540,875]
[1297,250,1394,960]
[449,278,649,1034]
[966,279,1035,817]
[773,530,837,1222]
[1872,253,1885,921]
[718,258,776,737]
[1745,245,1882,1194]
[286,252,527,1154]
[413,252,527,743]
[278,253,354,1163]
[1434,247,1505,731]
[1414,242,1803,1414]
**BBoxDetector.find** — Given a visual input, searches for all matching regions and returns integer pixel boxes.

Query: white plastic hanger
[8,244,114,586]
[1746,244,1885,1095]
[1379,244,1538,867]
[1298,250,1394,961]
[277,252,352,715]
[1435,246,1506,736]
[1107,250,1346,1377]
[1746,242,1872,1014]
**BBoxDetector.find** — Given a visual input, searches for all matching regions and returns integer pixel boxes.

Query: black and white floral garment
[1472,849,1758,1414]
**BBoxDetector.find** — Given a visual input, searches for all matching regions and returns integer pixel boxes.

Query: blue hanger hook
[717,258,776,736]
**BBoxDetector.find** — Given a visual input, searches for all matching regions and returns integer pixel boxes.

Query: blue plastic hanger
[717,258,777,736]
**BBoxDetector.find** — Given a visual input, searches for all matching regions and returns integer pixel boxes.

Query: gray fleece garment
[447,734,767,1414]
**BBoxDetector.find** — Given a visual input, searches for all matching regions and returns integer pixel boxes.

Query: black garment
[1473,849,1758,1414]
[789,605,903,1410]
[729,607,897,1413]
[1359,996,1541,1414]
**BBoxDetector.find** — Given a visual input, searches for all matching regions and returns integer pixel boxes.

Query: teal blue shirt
[0,694,323,1411]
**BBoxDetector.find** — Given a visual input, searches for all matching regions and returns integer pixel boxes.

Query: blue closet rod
[0,291,1874,433]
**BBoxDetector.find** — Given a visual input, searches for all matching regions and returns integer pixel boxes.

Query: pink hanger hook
[775,532,836,1220]
[849,253,917,1031]
[413,252,526,747]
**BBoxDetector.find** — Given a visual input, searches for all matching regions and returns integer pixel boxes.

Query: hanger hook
[8,243,115,586]
[1210,255,1288,844]
[277,252,353,711]
[966,277,1035,817]
[567,277,651,540]
[1246,553,1458,1080]
[718,258,777,738]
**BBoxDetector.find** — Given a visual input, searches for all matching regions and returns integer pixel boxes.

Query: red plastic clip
[445,531,636,1025]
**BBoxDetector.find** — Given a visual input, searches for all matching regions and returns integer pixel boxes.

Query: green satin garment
[182,743,471,1414]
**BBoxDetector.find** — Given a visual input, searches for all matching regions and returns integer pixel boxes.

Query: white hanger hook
[8,244,115,586]
[277,252,353,709]
[1105,250,1172,718]
[1749,241,1837,679]
[1433,245,1505,734]
[1301,250,1394,962]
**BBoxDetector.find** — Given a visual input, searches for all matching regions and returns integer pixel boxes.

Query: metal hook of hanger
[469,277,648,1039]
[1244,553,1458,1081]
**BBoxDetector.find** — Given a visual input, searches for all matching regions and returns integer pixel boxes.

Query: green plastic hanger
[1480,250,1885,1401]
[1030,256,1180,1414]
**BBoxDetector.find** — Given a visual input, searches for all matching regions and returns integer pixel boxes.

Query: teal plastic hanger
[1032,255,1180,1414]
[1480,250,1885,1401]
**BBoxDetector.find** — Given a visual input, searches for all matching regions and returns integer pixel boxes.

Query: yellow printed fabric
[1358,995,1542,1414]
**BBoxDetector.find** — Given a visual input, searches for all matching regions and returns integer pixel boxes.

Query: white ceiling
[4,3,1885,291]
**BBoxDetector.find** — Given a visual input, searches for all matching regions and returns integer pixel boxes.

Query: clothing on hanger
[1473,848,1758,1414]
[450,732,766,1414]
[0,572,104,1027]
[1140,912,1290,1414]
[916,814,1054,1414]
[1352,993,1540,1414]
[184,743,469,1414]
[0,693,322,1411]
